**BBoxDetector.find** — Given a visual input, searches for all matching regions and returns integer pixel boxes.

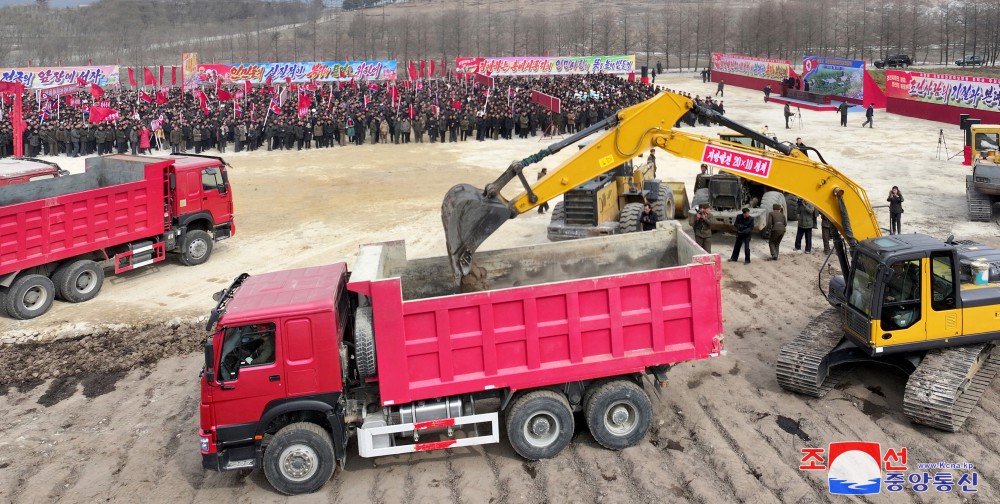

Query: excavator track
[967,175,993,222]
[903,343,1000,432]
[776,307,845,397]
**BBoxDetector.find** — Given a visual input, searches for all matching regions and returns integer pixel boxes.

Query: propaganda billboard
[801,56,865,99]
[454,56,636,76]
[710,53,791,81]
[0,65,120,90]
[885,70,1000,113]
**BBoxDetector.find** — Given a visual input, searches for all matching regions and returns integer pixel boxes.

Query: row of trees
[0,0,996,71]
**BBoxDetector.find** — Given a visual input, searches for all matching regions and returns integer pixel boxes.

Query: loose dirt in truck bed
[3,74,1000,503]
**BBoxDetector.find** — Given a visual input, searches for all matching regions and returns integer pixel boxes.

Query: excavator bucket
[442,183,513,285]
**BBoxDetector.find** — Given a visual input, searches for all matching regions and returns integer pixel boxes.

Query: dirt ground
[2,73,999,503]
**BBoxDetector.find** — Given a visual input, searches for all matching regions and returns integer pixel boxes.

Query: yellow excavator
[442,91,1000,432]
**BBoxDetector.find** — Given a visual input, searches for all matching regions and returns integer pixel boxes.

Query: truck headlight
[200,436,210,453]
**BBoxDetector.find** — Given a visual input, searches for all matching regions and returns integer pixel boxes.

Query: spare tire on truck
[354,306,377,378]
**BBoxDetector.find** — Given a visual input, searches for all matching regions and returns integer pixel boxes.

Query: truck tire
[4,274,56,320]
[653,185,674,222]
[584,380,652,450]
[505,390,574,460]
[785,194,800,222]
[619,202,645,233]
[550,201,565,224]
[263,422,336,496]
[53,260,104,303]
[180,230,213,266]
[354,306,377,378]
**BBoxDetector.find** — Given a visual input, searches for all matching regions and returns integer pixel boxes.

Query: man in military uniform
[692,203,713,252]
[765,203,787,260]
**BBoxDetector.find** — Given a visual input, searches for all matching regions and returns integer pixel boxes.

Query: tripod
[936,129,948,160]
[796,107,804,129]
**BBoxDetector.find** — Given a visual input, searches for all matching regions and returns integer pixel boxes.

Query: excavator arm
[442,91,882,285]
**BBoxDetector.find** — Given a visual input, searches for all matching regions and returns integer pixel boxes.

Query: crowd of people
[0,73,687,159]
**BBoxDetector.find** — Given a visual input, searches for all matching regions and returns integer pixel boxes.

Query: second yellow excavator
[442,90,1000,431]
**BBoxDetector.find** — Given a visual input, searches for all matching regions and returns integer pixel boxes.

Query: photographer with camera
[693,203,713,252]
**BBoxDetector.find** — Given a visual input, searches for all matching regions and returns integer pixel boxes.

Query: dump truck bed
[347,221,724,406]
[0,159,167,274]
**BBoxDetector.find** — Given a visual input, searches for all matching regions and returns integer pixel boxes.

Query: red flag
[244,79,252,96]
[441,59,446,78]
[139,91,153,103]
[89,83,104,99]
[297,92,312,117]
[430,60,436,78]
[66,96,82,108]
[265,76,273,87]
[420,60,427,79]
[215,78,222,92]
[172,66,177,86]
[127,67,136,87]
[269,96,281,115]
[217,89,232,101]
[408,61,417,81]
[408,104,414,119]
[451,100,462,110]
[234,100,243,117]
[155,90,169,105]
[351,77,357,90]
[159,66,164,87]
[193,89,210,116]
[89,105,120,123]
[627,71,635,82]
[290,83,297,92]
[369,82,379,92]
[284,77,292,86]
[390,84,399,104]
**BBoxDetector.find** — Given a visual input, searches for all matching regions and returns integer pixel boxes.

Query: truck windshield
[218,323,276,381]
[848,253,879,315]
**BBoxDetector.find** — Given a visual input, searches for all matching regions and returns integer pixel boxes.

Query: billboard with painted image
[801,57,864,99]
[710,53,791,80]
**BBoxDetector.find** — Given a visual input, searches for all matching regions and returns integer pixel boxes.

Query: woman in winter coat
[887,186,904,235]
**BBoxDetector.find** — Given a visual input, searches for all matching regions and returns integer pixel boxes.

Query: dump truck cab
[200,265,351,473]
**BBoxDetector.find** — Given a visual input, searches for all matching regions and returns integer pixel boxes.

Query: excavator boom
[442,90,882,284]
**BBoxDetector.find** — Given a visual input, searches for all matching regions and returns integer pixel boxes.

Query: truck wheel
[53,260,104,303]
[505,390,574,460]
[263,422,336,496]
[180,230,213,266]
[550,201,565,224]
[3,274,56,320]
[654,185,674,222]
[355,306,377,378]
[785,194,800,222]
[585,380,652,450]
[619,202,645,233]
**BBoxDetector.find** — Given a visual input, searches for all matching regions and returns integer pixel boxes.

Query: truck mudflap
[356,412,500,458]
[114,242,166,274]
[214,221,234,241]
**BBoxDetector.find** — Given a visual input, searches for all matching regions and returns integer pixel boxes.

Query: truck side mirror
[204,338,215,384]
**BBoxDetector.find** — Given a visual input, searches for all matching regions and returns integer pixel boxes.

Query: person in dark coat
[862,103,874,128]
[640,203,658,231]
[887,186,904,234]
[794,200,817,253]
[730,207,753,264]
[837,101,849,127]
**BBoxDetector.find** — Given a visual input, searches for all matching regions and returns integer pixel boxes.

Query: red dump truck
[0,158,68,186]
[0,154,235,319]
[199,222,724,495]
